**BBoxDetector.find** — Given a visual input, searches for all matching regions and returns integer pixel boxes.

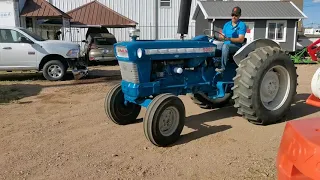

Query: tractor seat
[243,38,247,45]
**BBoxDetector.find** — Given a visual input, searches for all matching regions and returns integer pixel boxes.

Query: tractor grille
[118,61,139,83]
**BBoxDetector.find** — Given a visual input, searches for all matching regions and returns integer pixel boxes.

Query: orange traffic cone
[306,94,320,107]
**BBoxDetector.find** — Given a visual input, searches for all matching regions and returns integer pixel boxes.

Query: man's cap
[232,6,241,16]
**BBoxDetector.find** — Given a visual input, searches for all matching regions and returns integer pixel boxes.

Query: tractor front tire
[104,83,141,125]
[143,94,185,147]
[232,46,297,125]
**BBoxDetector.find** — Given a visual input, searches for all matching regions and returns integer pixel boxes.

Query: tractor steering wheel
[203,29,226,41]
[214,30,226,40]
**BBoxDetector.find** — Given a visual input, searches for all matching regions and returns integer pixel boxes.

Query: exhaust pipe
[177,0,192,40]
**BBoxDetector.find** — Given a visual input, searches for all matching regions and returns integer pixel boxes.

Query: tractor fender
[233,39,281,65]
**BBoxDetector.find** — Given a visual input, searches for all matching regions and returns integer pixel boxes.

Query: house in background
[288,0,304,33]
[192,1,307,52]
[304,27,320,35]
[0,0,308,48]
[19,0,73,40]
[46,0,199,41]
[46,0,305,42]
[34,0,138,42]
[0,0,137,42]
[297,27,320,49]
[221,0,304,34]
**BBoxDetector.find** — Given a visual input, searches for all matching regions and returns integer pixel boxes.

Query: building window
[266,20,287,42]
[160,0,171,7]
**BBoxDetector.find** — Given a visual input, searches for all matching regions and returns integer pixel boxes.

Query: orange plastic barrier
[306,94,320,108]
[276,118,320,180]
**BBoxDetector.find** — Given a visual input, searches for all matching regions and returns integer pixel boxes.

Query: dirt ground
[0,64,319,180]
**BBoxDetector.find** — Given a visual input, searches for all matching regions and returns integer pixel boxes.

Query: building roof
[66,0,137,28]
[20,0,72,19]
[192,1,307,20]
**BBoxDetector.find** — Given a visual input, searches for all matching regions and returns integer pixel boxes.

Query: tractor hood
[114,35,217,61]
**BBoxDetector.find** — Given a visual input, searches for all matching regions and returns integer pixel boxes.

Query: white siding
[158,0,197,39]
[49,0,196,42]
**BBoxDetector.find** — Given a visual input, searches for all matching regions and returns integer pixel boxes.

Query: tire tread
[232,46,298,125]
[144,94,185,147]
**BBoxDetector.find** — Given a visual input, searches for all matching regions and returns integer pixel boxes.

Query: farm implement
[291,38,320,64]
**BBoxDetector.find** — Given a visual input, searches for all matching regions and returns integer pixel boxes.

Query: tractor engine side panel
[114,38,235,104]
[118,57,218,102]
[118,57,235,105]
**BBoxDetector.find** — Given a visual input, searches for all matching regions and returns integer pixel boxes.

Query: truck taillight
[90,44,97,49]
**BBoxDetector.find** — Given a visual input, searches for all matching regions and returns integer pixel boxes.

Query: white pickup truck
[0,26,88,81]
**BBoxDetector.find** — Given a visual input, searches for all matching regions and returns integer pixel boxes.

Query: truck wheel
[43,60,66,81]
[232,46,297,125]
[144,93,185,147]
[188,92,232,109]
[104,83,141,125]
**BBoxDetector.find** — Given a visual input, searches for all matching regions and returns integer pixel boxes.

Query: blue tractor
[104,0,297,147]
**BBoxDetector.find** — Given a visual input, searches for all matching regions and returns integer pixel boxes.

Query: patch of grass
[0,87,25,104]
[293,58,318,64]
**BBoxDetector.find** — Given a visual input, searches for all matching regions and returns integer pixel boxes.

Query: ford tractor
[104,0,298,147]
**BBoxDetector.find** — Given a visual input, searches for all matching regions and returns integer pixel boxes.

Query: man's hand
[218,32,225,41]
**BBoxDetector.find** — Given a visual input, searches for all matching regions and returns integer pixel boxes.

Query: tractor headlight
[137,48,143,58]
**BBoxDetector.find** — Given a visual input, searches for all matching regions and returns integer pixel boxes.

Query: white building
[0,0,304,43]
[0,0,21,27]
[49,0,198,42]
[304,28,320,35]
[49,0,287,42]
[0,0,198,42]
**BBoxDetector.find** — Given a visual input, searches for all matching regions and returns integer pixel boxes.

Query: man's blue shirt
[222,20,247,47]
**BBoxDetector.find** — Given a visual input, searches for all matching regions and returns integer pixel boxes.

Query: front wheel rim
[158,106,180,137]
[48,65,63,78]
[259,65,291,111]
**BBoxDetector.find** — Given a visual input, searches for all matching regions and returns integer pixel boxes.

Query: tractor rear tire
[104,83,141,125]
[188,92,232,109]
[232,46,297,125]
[188,93,211,109]
[143,93,185,147]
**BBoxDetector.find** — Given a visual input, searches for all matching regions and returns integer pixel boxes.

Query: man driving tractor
[216,6,247,72]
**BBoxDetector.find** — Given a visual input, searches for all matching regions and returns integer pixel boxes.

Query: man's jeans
[220,43,241,70]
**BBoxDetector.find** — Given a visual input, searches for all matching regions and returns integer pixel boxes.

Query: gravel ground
[0,64,319,180]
